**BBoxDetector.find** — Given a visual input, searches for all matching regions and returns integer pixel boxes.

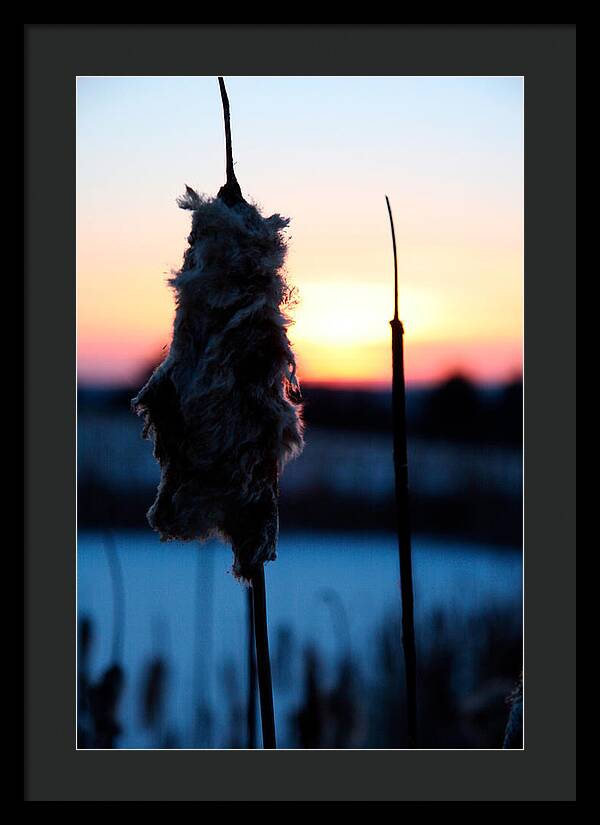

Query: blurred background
[77,76,523,749]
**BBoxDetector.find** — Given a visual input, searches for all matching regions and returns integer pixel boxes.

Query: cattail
[386,196,418,748]
[132,78,303,748]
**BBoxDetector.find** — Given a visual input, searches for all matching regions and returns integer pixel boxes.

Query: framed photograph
[24,24,576,802]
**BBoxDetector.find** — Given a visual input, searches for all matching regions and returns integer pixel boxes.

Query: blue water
[77,530,522,748]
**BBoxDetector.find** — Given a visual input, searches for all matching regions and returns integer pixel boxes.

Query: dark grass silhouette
[77,599,521,749]
[78,534,126,749]
[139,656,168,738]
[503,676,523,748]
[87,664,124,749]
[77,616,94,748]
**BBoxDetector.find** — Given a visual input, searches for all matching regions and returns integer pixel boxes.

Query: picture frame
[24,23,576,802]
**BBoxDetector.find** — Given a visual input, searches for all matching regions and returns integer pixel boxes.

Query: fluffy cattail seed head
[133,190,303,579]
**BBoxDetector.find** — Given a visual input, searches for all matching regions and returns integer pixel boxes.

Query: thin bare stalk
[251,564,276,748]
[386,196,418,748]
[318,587,351,657]
[191,543,214,747]
[246,586,258,748]
[217,77,244,206]
[103,530,125,664]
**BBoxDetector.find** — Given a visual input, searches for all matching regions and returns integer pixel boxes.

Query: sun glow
[291,281,442,349]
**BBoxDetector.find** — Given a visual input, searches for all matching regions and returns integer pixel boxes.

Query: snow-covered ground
[77,530,522,748]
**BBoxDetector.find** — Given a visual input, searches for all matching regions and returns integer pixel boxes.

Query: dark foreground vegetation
[78,601,521,750]
[77,373,522,750]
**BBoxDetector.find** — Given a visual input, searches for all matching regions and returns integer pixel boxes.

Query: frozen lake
[77,530,522,748]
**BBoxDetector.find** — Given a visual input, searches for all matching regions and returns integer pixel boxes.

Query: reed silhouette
[386,196,418,748]
[76,596,521,748]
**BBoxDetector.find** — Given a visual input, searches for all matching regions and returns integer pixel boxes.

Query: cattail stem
[251,564,277,748]
[103,531,125,664]
[319,587,351,657]
[386,196,418,748]
[191,544,214,747]
[246,586,258,749]
[218,76,235,185]
[217,77,244,206]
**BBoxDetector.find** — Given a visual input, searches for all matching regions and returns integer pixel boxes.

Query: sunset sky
[77,76,523,388]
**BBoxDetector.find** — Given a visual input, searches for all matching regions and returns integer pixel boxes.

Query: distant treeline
[300,377,522,446]
[78,375,522,545]
[78,374,522,448]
